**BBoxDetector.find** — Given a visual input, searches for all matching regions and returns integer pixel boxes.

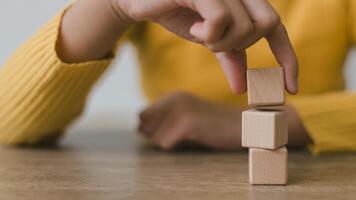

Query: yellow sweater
[1,0,356,154]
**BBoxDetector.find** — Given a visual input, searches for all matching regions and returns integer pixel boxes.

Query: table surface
[0,115,356,200]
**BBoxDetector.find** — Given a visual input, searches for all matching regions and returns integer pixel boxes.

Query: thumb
[215,50,247,94]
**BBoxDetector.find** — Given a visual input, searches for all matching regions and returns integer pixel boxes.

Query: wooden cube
[247,68,285,107]
[242,109,288,149]
[249,147,288,185]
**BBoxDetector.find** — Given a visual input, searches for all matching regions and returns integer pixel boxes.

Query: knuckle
[233,23,254,45]
[240,22,254,36]
[259,13,281,32]
[205,11,230,42]
[210,10,230,26]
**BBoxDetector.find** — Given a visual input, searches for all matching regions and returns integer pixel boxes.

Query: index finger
[265,24,299,94]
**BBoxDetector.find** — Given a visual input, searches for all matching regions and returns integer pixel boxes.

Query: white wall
[0,1,356,122]
[345,50,356,91]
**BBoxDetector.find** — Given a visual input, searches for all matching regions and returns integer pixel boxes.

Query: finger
[151,111,185,150]
[206,0,253,52]
[181,0,231,43]
[215,50,247,94]
[265,24,299,94]
[228,0,298,94]
[238,0,298,94]
[139,109,169,135]
[234,0,282,50]
[139,96,175,135]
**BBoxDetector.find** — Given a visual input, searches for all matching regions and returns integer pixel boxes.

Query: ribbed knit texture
[0,10,112,145]
[288,93,356,155]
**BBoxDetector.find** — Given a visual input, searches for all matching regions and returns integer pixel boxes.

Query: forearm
[57,0,129,63]
[0,7,114,146]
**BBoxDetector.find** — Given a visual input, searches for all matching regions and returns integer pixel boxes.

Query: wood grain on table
[0,119,355,200]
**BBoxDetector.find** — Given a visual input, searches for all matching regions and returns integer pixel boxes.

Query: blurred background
[1,1,356,129]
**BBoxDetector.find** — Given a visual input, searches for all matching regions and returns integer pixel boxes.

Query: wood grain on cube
[247,67,285,107]
[249,147,288,185]
[242,109,288,149]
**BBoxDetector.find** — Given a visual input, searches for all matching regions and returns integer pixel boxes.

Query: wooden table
[0,115,356,200]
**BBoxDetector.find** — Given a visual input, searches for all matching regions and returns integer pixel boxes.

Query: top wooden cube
[247,68,285,107]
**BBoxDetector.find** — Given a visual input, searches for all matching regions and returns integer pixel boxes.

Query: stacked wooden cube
[242,67,288,185]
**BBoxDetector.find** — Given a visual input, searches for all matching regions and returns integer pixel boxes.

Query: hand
[138,92,243,150]
[112,0,299,94]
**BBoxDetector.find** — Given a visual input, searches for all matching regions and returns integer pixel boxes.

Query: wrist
[58,0,131,63]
